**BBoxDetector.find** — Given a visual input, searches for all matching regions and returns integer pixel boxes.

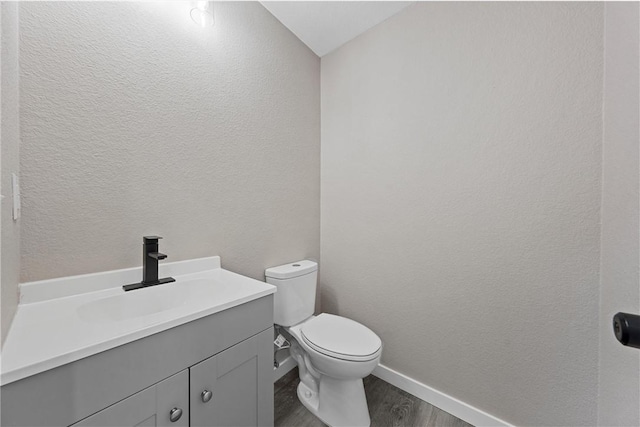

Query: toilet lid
[300,313,382,362]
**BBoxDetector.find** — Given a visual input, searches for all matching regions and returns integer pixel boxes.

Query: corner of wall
[1,0,21,347]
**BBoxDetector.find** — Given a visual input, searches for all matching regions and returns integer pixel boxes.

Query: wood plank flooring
[274,368,473,427]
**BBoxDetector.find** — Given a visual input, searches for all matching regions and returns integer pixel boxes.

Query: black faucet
[123,236,176,291]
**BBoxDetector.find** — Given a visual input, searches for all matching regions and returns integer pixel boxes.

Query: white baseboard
[273,355,297,383]
[372,364,512,427]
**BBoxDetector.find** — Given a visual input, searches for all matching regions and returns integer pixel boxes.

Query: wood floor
[274,368,473,427]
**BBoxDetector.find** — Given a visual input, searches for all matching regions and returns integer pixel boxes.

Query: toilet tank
[265,260,318,327]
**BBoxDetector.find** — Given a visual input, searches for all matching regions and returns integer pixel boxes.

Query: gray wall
[1,1,21,346]
[598,2,640,425]
[18,2,320,283]
[320,3,603,426]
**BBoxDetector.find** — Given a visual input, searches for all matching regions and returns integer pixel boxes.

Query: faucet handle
[148,252,168,260]
[143,236,163,244]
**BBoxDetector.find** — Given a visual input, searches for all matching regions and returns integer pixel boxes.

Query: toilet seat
[300,313,382,362]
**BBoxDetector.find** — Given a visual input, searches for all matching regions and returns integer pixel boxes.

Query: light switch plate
[12,173,20,220]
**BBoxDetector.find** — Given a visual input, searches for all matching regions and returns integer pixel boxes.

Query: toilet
[266,260,382,427]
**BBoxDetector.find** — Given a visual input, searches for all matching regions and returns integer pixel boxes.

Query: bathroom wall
[598,2,640,425]
[1,1,21,346]
[18,2,320,283]
[321,3,603,426]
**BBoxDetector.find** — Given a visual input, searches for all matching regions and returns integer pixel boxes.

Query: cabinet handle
[201,389,213,403]
[169,407,183,422]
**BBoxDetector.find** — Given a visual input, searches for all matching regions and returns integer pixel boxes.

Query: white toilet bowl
[265,261,382,427]
[286,314,382,427]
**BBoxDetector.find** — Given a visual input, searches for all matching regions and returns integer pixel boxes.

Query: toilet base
[297,376,371,427]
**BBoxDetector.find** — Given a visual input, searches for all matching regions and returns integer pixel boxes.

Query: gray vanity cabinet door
[72,370,189,427]
[190,328,273,427]
[155,369,189,427]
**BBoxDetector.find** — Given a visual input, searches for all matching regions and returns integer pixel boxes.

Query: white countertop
[1,257,276,386]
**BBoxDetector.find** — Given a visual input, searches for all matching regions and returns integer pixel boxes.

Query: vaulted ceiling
[261,1,414,57]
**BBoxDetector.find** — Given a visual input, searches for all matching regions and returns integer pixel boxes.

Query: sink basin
[77,281,194,323]
[2,256,277,387]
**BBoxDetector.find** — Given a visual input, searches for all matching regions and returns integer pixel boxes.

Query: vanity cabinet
[1,296,274,427]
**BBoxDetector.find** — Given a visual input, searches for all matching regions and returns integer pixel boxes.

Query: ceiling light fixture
[190,1,214,28]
